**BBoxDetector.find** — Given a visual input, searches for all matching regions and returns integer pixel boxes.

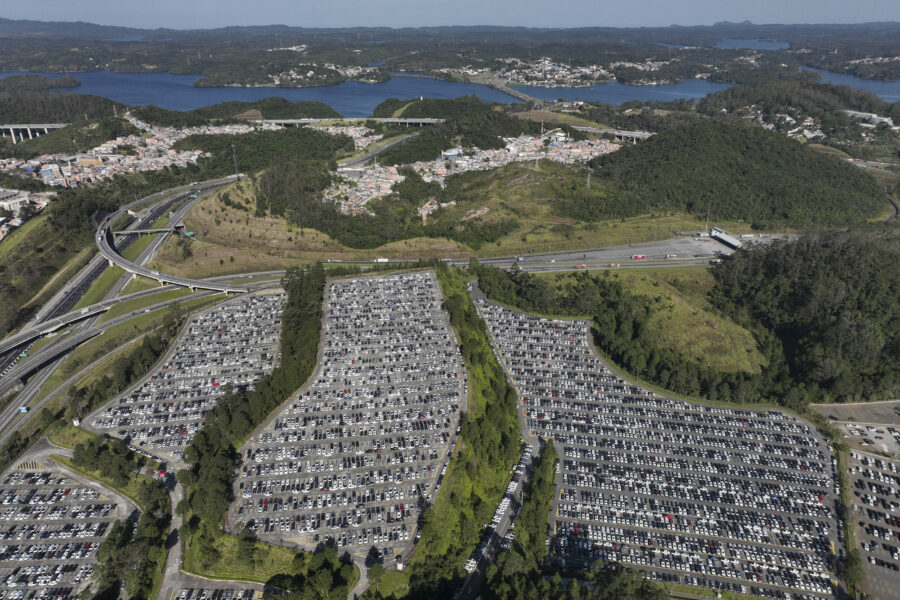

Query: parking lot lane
[846,451,900,599]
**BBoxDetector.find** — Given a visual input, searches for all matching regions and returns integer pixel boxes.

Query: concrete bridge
[0,123,68,144]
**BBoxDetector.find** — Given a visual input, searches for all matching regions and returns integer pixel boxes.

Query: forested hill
[697,77,900,124]
[590,120,889,226]
[0,92,123,123]
[711,232,899,404]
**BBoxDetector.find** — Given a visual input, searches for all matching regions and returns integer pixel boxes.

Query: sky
[3,0,900,29]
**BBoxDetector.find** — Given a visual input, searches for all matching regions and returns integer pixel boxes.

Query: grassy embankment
[512,109,608,129]
[535,266,766,374]
[151,162,755,279]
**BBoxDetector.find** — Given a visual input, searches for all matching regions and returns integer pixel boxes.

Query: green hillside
[589,120,890,226]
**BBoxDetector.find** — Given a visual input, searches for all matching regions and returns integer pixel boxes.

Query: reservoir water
[802,67,900,103]
[715,39,790,50]
[1,66,897,118]
[0,71,516,118]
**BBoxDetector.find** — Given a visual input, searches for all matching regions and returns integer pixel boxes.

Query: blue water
[513,78,732,104]
[2,65,897,117]
[716,39,789,50]
[804,67,900,103]
[0,70,517,118]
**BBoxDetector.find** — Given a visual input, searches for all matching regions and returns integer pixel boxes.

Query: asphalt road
[337,133,418,169]
[0,289,221,397]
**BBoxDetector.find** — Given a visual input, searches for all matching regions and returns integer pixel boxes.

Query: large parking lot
[847,451,900,599]
[88,292,285,464]
[0,463,130,600]
[477,299,840,599]
[229,271,465,561]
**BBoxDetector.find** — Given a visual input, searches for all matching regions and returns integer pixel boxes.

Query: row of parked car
[849,451,900,581]
[0,469,121,596]
[233,272,465,556]
[477,299,839,598]
[89,293,285,459]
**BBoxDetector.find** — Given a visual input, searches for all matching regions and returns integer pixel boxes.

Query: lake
[512,79,732,104]
[804,67,900,103]
[2,66,897,118]
[0,70,516,118]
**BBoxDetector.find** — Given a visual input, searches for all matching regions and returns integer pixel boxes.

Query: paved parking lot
[839,423,900,456]
[847,451,900,599]
[0,463,129,600]
[477,299,840,600]
[88,292,285,464]
[812,402,900,427]
[229,271,465,562]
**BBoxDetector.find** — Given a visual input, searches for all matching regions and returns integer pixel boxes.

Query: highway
[337,132,419,169]
[97,190,252,294]
[0,290,222,397]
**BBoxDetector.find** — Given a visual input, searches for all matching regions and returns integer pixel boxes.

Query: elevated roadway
[96,176,252,294]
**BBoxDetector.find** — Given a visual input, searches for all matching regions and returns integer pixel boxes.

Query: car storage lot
[87,292,285,464]
[0,465,128,600]
[477,299,840,600]
[847,451,900,600]
[230,271,465,561]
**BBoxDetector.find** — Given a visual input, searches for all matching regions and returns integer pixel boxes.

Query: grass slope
[538,266,766,374]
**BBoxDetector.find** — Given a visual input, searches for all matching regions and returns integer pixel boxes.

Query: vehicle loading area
[230,271,465,561]
[477,299,840,600]
[88,292,285,464]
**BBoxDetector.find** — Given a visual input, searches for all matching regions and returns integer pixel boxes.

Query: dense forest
[472,231,899,408]
[0,74,80,92]
[710,232,900,404]
[0,90,123,123]
[588,120,889,226]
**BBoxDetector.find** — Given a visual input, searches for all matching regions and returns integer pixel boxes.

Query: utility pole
[231,144,239,179]
[705,205,711,234]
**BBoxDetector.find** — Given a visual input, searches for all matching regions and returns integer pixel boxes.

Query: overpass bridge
[97,176,251,294]
[111,227,182,236]
[0,123,68,144]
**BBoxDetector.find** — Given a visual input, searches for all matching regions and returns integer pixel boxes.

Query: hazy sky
[3,0,900,29]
